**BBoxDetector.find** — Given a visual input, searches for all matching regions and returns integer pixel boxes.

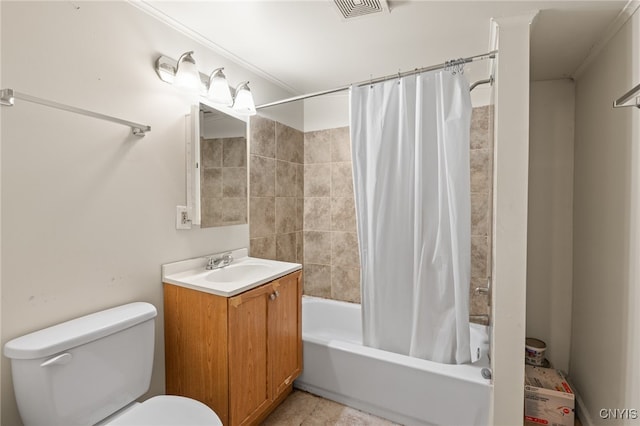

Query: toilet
[4,302,223,426]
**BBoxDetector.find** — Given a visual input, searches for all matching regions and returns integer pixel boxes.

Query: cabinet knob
[269,290,280,300]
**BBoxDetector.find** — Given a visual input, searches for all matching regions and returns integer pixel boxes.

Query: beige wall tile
[304,164,331,197]
[331,162,354,197]
[295,163,304,198]
[471,106,490,150]
[200,196,222,227]
[304,231,332,265]
[296,197,304,232]
[303,264,332,298]
[275,197,297,234]
[276,122,304,164]
[201,138,223,168]
[250,236,276,260]
[471,192,489,237]
[250,197,275,238]
[276,160,297,197]
[331,126,351,162]
[471,235,488,281]
[250,115,275,158]
[305,130,331,164]
[331,197,356,232]
[250,155,275,197]
[222,198,247,224]
[223,137,247,167]
[331,266,361,303]
[276,232,297,263]
[332,232,360,268]
[470,149,490,193]
[296,231,304,263]
[304,197,331,231]
[222,167,247,198]
[202,168,222,198]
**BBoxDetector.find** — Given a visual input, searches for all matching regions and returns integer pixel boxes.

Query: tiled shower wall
[248,116,304,264]
[302,127,360,302]
[469,105,493,319]
[300,106,494,316]
[248,106,493,316]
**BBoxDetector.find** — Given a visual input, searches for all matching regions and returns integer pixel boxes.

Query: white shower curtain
[350,69,472,364]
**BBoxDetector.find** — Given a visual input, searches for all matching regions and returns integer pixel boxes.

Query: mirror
[188,101,248,228]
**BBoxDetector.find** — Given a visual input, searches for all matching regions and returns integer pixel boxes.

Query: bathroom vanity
[162,250,302,426]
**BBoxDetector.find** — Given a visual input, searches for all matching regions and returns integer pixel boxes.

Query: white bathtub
[294,296,492,426]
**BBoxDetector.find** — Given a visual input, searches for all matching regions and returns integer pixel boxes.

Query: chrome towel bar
[0,88,151,136]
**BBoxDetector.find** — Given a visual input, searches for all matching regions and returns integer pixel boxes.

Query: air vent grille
[333,0,388,19]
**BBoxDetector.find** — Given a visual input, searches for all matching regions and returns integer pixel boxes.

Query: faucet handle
[205,256,216,270]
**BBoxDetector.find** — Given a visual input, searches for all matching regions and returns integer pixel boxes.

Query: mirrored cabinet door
[189,101,249,228]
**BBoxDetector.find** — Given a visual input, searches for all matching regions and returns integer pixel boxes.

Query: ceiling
[143,0,629,96]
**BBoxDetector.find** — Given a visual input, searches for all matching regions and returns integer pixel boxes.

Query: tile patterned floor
[262,390,399,425]
[265,389,583,426]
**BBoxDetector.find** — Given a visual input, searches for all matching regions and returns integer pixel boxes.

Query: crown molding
[127,0,300,95]
[573,0,640,80]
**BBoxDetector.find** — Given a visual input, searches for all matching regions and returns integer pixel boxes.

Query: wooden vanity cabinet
[164,270,302,426]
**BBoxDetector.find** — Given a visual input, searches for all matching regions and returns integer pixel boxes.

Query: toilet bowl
[101,395,221,426]
[4,302,222,426]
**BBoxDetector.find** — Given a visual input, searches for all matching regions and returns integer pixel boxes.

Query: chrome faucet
[206,252,233,270]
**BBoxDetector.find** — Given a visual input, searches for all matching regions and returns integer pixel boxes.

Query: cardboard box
[524,366,575,426]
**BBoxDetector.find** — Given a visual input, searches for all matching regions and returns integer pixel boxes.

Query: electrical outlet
[176,205,191,230]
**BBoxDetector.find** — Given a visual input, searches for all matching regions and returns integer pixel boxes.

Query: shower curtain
[350,69,472,364]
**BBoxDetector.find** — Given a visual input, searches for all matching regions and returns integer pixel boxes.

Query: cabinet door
[228,284,273,426]
[269,271,302,398]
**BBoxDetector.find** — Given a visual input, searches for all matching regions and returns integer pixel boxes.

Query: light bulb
[208,68,233,106]
[233,82,256,115]
[173,51,201,93]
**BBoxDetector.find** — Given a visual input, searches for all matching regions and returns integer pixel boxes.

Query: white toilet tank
[4,302,158,426]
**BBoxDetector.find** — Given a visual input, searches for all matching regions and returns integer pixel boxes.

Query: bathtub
[294,296,492,426]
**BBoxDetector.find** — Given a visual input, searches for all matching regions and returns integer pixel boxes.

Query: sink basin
[205,263,274,283]
[161,248,302,297]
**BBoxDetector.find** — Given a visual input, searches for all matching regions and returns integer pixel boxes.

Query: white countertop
[161,248,302,297]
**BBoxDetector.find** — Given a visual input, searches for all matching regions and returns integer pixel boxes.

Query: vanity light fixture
[232,81,256,115]
[155,51,204,92]
[208,68,233,106]
[155,51,256,115]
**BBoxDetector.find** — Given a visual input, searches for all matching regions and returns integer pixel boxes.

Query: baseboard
[574,387,595,426]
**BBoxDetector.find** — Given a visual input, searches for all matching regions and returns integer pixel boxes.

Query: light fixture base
[155,55,209,93]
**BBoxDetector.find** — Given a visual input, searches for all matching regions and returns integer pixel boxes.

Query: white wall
[304,93,349,131]
[490,11,537,425]
[0,2,299,424]
[527,79,575,373]
[572,7,640,426]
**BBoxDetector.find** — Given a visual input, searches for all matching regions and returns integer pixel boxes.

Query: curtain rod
[256,50,497,110]
[0,88,151,136]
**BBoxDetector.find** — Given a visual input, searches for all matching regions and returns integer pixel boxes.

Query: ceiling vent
[333,0,389,20]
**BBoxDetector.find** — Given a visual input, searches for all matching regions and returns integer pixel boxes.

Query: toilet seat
[105,395,222,426]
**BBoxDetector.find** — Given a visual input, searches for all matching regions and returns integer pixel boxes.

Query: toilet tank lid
[4,302,157,360]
